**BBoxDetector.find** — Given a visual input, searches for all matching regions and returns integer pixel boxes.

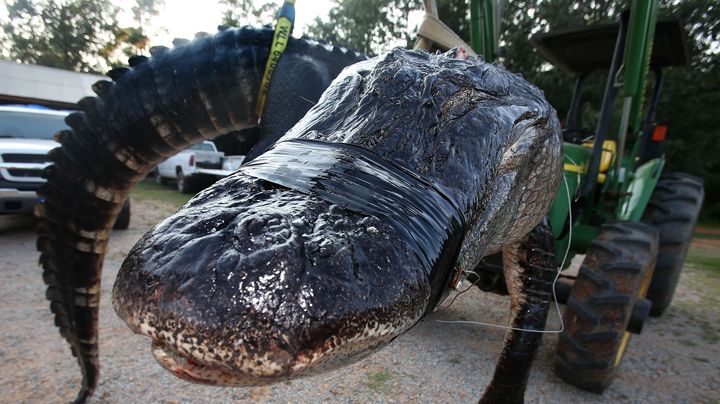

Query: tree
[306,0,422,55]
[117,0,166,57]
[219,0,277,28]
[654,0,720,219]
[132,0,164,27]
[2,0,121,72]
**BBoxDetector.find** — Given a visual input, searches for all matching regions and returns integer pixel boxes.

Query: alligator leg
[479,219,557,404]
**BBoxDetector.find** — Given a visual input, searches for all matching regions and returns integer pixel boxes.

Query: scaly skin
[35,26,365,403]
[37,28,562,401]
[113,48,563,395]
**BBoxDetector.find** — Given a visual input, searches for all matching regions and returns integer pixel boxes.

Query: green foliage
[1,0,166,71]
[122,0,166,56]
[435,0,470,41]
[306,0,422,55]
[131,0,164,26]
[2,0,121,72]
[365,369,393,393]
[219,0,277,28]
[655,0,720,221]
[687,248,720,275]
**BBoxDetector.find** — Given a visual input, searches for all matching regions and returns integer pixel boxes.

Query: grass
[695,221,720,239]
[130,180,192,208]
[686,249,720,275]
[694,231,720,240]
[699,320,720,344]
[366,369,392,394]
[676,241,720,321]
[678,338,698,347]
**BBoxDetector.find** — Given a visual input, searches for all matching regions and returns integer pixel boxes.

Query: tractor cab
[528,14,691,257]
[531,17,688,163]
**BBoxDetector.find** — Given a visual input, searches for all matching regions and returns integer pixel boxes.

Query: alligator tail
[34,26,363,403]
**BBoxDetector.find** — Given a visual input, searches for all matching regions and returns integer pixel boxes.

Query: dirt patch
[1,197,719,403]
[692,237,720,250]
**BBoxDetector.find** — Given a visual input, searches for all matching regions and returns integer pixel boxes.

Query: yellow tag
[255,16,293,120]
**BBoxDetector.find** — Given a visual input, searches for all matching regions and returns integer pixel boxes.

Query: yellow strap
[564,163,607,183]
[255,1,295,120]
[564,163,586,174]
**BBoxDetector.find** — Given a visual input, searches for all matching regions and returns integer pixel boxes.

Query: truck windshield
[0,110,69,140]
[188,142,216,151]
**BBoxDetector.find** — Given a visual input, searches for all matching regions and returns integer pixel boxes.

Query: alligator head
[112,47,562,386]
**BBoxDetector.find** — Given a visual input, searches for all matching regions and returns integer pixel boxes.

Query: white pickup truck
[0,106,130,228]
[154,140,245,193]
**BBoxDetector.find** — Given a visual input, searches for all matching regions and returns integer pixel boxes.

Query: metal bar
[623,0,658,120]
[636,68,663,163]
[579,13,628,197]
[470,0,496,61]
[614,96,633,179]
[615,0,658,190]
[481,0,495,62]
[470,0,482,55]
[564,73,587,130]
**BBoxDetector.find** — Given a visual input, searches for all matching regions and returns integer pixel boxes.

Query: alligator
[36,26,562,404]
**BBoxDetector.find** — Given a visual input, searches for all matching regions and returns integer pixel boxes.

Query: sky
[0,0,335,46]
[117,0,336,48]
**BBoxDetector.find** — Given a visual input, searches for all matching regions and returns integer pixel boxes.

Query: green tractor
[418,0,705,394]
[534,4,705,392]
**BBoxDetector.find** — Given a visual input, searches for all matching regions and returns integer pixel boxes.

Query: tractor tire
[554,221,658,394]
[113,200,131,230]
[641,172,704,316]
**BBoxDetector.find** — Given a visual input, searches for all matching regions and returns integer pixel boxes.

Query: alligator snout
[113,174,428,385]
[113,47,561,388]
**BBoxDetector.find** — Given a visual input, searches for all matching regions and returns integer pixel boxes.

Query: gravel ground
[1,195,719,403]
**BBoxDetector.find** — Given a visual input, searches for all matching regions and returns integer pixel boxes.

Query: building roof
[0,60,105,109]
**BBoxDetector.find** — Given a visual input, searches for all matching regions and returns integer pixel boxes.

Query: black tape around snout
[241,138,465,313]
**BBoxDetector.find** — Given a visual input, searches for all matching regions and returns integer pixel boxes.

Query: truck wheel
[641,173,704,316]
[554,221,658,393]
[153,168,167,185]
[113,200,131,230]
[176,170,194,194]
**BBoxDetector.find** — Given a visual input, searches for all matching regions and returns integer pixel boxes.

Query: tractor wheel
[113,200,131,230]
[642,173,704,316]
[554,221,658,393]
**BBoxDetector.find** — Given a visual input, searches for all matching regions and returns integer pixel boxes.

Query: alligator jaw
[119,294,415,387]
[152,343,243,386]
[146,318,409,387]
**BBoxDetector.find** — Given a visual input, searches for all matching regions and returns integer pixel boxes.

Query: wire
[564,154,583,201]
[434,171,574,334]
